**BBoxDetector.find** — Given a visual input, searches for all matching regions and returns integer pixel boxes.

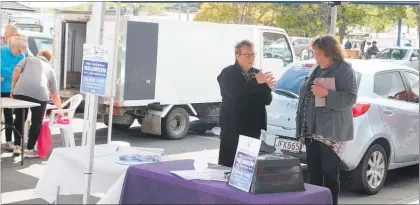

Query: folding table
[1,97,40,165]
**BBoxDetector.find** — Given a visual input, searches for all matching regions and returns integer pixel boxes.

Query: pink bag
[55,115,70,125]
[37,120,52,158]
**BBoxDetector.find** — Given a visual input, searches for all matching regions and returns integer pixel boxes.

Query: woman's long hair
[311,35,345,62]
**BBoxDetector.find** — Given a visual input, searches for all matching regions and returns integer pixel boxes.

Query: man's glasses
[239,53,256,58]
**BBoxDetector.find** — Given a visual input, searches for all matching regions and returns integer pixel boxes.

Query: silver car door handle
[382,108,395,115]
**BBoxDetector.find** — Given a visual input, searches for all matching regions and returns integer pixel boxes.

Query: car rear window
[375,48,410,60]
[275,65,362,96]
[274,65,310,96]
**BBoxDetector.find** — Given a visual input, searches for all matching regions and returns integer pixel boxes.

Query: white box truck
[52,10,295,140]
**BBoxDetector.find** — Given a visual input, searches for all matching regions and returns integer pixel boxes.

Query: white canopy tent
[82,2,420,204]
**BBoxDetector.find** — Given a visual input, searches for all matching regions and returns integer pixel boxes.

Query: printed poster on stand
[228,135,261,192]
[80,44,109,96]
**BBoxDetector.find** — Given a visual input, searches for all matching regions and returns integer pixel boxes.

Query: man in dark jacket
[217,40,275,167]
[344,39,352,49]
[366,41,379,60]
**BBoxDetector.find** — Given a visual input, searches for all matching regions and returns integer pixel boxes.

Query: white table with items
[34,144,164,204]
[0,97,40,165]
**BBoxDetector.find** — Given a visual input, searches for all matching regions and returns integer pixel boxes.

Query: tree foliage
[194,3,280,25]
[275,4,330,37]
[365,5,408,34]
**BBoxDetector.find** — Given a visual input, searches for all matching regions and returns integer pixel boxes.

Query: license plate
[274,137,301,153]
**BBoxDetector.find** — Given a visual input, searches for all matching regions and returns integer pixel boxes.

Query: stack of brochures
[115,147,164,165]
[116,154,160,165]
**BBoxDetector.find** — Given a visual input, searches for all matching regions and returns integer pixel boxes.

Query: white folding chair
[49,94,83,147]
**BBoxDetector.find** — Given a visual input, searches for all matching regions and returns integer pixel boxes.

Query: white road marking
[196,135,220,141]
[408,200,419,204]
[391,196,420,205]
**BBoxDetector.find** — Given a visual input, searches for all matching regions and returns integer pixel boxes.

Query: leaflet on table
[228,135,261,192]
[116,154,161,165]
[114,147,165,165]
[171,169,228,182]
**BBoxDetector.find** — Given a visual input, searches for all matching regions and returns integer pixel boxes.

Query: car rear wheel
[349,144,388,195]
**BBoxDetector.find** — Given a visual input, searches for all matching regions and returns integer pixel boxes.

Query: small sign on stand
[228,135,261,192]
[80,44,109,96]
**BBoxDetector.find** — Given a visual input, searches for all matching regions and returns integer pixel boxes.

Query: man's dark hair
[372,41,377,44]
[235,40,254,55]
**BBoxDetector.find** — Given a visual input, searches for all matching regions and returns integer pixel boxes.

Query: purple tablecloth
[119,159,332,204]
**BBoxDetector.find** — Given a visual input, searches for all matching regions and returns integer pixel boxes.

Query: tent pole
[418,4,419,48]
[82,2,105,204]
[396,18,402,46]
[107,2,121,144]
[330,5,338,36]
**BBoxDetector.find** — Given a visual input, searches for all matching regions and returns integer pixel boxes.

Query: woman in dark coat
[296,35,357,205]
[217,40,275,167]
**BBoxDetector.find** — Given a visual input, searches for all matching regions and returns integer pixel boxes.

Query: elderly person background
[1,35,27,154]
[295,36,357,205]
[2,24,33,57]
[1,24,18,46]
[217,40,275,167]
[11,49,62,158]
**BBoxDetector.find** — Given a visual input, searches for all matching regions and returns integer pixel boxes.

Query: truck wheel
[349,144,388,195]
[162,107,190,140]
[104,114,135,130]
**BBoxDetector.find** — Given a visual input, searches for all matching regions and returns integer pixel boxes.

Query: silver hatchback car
[262,59,419,195]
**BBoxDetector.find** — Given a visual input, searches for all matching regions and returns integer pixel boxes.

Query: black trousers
[1,93,16,144]
[13,95,47,150]
[305,138,341,205]
[218,127,260,168]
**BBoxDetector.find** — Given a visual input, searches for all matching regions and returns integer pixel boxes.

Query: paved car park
[1,117,418,204]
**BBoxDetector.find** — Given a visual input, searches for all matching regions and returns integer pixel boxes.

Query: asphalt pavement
[1,117,418,204]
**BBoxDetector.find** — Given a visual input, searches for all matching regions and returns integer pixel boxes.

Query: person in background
[217,40,275,167]
[1,35,26,154]
[360,39,366,59]
[2,24,34,57]
[404,40,412,47]
[11,49,62,158]
[295,35,357,205]
[366,40,379,60]
[344,39,352,49]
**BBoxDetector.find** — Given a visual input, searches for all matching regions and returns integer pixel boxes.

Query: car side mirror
[50,28,56,36]
[301,49,313,61]
[264,53,273,58]
[411,56,419,61]
[292,41,298,45]
[301,49,309,60]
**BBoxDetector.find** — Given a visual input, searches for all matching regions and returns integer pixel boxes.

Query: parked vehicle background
[371,46,419,70]
[52,10,295,140]
[262,59,419,195]
[1,28,53,58]
[289,37,311,57]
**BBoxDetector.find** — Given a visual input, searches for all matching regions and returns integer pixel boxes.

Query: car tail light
[303,64,315,68]
[352,103,371,117]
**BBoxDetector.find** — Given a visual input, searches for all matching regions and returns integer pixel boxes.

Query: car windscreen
[375,48,410,60]
[28,36,53,55]
[274,65,362,98]
[274,65,310,97]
